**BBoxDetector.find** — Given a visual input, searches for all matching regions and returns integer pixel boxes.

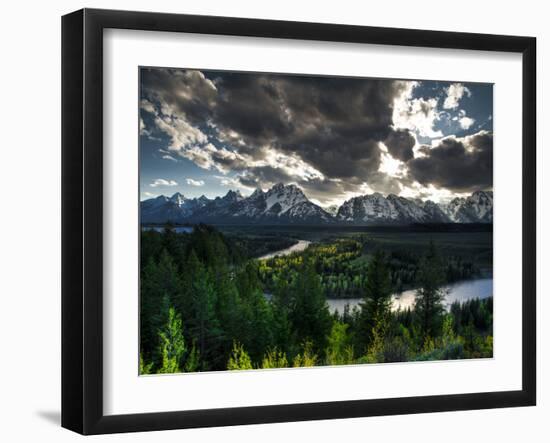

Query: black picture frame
[62,8,536,435]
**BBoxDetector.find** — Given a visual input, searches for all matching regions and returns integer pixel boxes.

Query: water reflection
[327,278,493,315]
[257,240,312,260]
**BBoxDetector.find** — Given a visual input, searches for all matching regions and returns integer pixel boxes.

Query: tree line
[258,238,481,298]
[140,225,493,374]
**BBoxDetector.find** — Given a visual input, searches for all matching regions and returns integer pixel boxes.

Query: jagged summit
[222,189,243,202]
[169,192,186,205]
[337,190,493,224]
[249,188,264,199]
[141,184,493,225]
[443,190,493,223]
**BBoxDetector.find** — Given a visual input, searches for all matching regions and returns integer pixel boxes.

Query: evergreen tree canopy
[357,250,392,352]
[414,240,446,341]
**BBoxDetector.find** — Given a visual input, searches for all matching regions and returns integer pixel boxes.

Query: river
[257,240,312,260]
[256,238,492,314]
[327,277,493,314]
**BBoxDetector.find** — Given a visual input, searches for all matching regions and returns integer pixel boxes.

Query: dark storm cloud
[237,166,294,188]
[208,73,407,179]
[140,68,218,124]
[407,131,493,192]
[140,67,493,201]
[384,129,415,162]
[140,68,411,186]
[212,73,293,149]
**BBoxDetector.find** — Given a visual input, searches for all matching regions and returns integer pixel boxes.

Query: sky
[139,67,493,207]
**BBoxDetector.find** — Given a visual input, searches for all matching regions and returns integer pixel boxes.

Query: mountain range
[141,183,493,225]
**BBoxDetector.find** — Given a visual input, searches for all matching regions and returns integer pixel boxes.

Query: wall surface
[0,0,546,441]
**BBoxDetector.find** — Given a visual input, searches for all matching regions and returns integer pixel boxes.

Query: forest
[258,237,481,298]
[139,224,493,374]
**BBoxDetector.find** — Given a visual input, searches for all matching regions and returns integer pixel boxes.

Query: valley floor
[139,223,493,374]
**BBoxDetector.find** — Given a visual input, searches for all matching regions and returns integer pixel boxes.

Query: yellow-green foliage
[293,341,318,367]
[261,348,289,369]
[227,342,253,370]
[158,307,186,374]
[441,315,456,346]
[184,341,200,372]
[468,334,494,358]
[482,335,494,357]
[139,353,153,375]
[326,322,354,365]
[363,318,386,363]
[422,336,436,354]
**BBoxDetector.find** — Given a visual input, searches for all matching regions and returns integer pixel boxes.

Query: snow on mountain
[226,183,331,223]
[337,192,401,222]
[141,183,332,224]
[324,205,340,216]
[279,200,333,223]
[169,192,186,206]
[387,194,429,222]
[264,183,308,214]
[141,193,212,223]
[169,192,211,215]
[337,191,492,224]
[466,190,493,222]
[140,185,493,225]
[442,191,493,223]
[422,200,451,223]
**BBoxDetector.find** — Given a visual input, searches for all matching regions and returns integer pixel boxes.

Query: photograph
[138,67,494,374]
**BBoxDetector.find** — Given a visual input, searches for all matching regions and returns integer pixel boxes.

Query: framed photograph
[62,8,536,435]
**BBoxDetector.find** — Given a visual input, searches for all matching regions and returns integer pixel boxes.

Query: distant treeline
[139,225,492,374]
[227,235,297,259]
[258,238,481,298]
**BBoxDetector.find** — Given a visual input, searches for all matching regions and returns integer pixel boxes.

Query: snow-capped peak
[170,192,187,206]
[442,190,493,223]
[264,183,307,214]
[223,189,244,202]
[141,185,492,225]
[249,188,265,199]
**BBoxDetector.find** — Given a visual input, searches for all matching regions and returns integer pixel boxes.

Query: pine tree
[214,271,243,359]
[293,341,318,367]
[414,241,446,342]
[186,250,223,370]
[235,262,275,364]
[270,277,293,355]
[362,314,386,363]
[156,250,183,317]
[140,252,181,367]
[261,348,289,369]
[326,322,354,365]
[157,307,186,374]
[184,340,200,372]
[289,260,332,357]
[140,257,161,363]
[227,341,253,370]
[357,250,392,352]
[139,353,153,375]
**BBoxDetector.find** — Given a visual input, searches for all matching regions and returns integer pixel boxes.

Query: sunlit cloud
[186,178,205,187]
[443,83,471,110]
[140,68,492,205]
[150,178,178,187]
[393,81,443,138]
